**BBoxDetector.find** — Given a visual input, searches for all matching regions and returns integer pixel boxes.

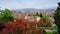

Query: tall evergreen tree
[40,13,43,18]
[54,2,60,34]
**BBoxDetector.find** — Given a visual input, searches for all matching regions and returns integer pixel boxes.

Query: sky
[0,0,60,9]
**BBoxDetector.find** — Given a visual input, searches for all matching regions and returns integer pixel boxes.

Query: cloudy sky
[0,0,60,9]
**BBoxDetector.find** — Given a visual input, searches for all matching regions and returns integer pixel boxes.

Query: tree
[0,9,14,22]
[54,2,60,34]
[40,13,43,18]
[33,12,39,16]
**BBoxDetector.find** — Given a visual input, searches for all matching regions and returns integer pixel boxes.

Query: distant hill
[21,8,37,10]
[11,7,56,12]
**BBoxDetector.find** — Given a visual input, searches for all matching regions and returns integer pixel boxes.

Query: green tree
[33,12,39,16]
[39,13,43,18]
[54,2,60,34]
[0,9,14,22]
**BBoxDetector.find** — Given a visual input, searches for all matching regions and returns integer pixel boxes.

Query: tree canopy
[0,9,14,22]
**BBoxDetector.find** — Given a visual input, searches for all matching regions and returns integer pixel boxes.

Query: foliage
[0,23,5,31]
[0,18,44,34]
[39,15,52,27]
[54,3,60,26]
[35,12,39,16]
[40,15,49,22]
[45,31,58,34]
[0,9,14,22]
[39,13,43,17]
[54,2,60,34]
